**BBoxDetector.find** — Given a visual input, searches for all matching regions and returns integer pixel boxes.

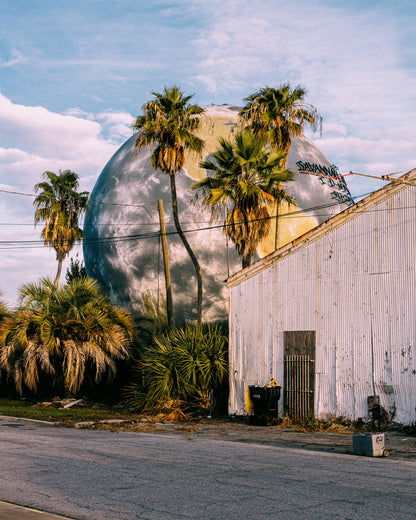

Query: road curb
[0,500,73,519]
[0,415,57,427]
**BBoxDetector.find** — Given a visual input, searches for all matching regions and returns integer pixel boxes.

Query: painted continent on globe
[83,105,354,323]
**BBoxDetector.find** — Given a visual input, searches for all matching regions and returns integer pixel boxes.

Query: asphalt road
[0,422,415,520]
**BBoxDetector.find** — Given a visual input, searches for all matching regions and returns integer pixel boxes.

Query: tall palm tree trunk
[54,257,63,286]
[274,207,279,250]
[169,174,203,323]
[242,255,251,269]
[274,150,290,250]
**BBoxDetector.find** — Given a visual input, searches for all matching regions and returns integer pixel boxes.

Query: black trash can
[249,385,280,425]
[265,385,280,415]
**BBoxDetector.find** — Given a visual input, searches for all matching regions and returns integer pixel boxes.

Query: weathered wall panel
[228,182,416,424]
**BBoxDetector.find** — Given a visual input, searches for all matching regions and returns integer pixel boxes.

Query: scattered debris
[98,419,129,424]
[63,399,84,409]
[35,398,111,410]
[74,421,95,428]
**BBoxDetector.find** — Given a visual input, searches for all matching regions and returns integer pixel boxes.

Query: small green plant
[124,323,228,416]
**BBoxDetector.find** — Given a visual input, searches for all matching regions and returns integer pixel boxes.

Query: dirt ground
[72,416,416,461]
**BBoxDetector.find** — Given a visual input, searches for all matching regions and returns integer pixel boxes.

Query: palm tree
[239,83,322,163]
[239,83,322,246]
[133,85,205,324]
[0,277,134,396]
[0,293,9,388]
[193,130,294,269]
[0,292,9,323]
[34,170,89,286]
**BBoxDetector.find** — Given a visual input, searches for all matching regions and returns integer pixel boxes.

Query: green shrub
[0,277,134,396]
[125,323,228,415]
[131,291,168,359]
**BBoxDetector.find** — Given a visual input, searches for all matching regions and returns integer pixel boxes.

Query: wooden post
[158,199,173,329]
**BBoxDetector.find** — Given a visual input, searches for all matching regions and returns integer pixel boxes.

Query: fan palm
[34,170,89,286]
[0,293,9,387]
[193,130,294,269]
[239,83,322,246]
[133,85,205,324]
[239,83,322,162]
[0,277,134,395]
[124,323,228,412]
[132,291,168,358]
[0,292,9,323]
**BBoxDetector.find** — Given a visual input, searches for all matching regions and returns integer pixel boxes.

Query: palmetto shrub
[131,291,168,359]
[124,323,228,414]
[0,292,10,323]
[0,277,134,396]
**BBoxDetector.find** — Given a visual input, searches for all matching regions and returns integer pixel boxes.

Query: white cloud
[0,49,26,67]
[0,93,117,164]
[0,93,136,190]
[96,110,135,142]
[0,93,136,303]
[191,0,416,187]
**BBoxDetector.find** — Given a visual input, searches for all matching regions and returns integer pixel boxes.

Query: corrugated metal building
[227,173,416,425]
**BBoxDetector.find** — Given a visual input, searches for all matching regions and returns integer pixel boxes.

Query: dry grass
[270,415,362,433]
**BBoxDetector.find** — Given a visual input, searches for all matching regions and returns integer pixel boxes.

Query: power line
[1,190,415,251]
[1,166,413,210]
[0,188,154,210]
[0,197,359,246]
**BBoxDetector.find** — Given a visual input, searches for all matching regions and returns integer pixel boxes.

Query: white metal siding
[229,185,416,424]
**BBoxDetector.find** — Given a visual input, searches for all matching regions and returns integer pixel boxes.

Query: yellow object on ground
[245,387,254,414]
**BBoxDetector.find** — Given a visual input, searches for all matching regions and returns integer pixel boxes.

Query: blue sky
[0,0,415,304]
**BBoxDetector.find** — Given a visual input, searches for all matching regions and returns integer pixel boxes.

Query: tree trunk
[274,149,290,250]
[158,199,173,330]
[169,174,203,323]
[54,257,63,286]
[242,255,251,269]
[274,201,279,250]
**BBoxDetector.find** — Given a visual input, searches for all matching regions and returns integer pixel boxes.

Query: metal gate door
[283,331,315,419]
[284,354,315,419]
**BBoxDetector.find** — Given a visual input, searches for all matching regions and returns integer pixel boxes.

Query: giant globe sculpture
[83,105,354,323]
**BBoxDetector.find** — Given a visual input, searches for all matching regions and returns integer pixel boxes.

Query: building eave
[226,168,416,288]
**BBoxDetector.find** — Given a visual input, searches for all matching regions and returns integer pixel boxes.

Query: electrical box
[353,432,388,457]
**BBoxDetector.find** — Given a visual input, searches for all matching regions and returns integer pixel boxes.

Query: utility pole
[158,199,173,329]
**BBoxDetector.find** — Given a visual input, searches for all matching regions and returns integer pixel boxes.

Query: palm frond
[124,323,228,413]
[0,278,134,396]
[34,170,89,284]
[194,128,294,267]
[133,85,205,177]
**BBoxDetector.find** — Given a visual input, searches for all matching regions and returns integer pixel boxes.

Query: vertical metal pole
[306,357,308,417]
[305,356,308,417]
[304,356,307,417]
[295,355,298,419]
[225,207,230,278]
[158,199,173,330]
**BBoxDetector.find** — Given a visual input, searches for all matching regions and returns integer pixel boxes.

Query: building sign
[296,161,355,206]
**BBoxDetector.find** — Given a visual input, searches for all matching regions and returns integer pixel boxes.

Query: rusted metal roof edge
[226,169,416,288]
